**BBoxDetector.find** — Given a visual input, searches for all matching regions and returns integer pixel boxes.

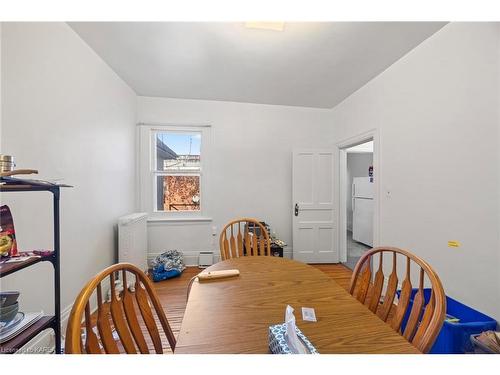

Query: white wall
[328,23,500,320]
[346,153,373,231]
[0,22,137,338]
[137,96,331,264]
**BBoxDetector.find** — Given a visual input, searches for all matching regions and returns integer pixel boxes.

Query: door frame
[335,129,380,263]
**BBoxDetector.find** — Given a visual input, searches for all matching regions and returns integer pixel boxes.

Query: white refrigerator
[352,177,373,247]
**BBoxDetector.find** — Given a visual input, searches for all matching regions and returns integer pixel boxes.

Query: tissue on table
[268,305,319,354]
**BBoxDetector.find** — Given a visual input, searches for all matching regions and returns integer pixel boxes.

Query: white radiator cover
[118,213,148,272]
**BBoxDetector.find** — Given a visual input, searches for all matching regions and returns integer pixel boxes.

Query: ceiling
[69,22,446,109]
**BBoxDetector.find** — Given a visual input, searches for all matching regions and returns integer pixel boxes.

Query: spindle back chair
[65,263,176,354]
[219,218,271,260]
[349,247,446,353]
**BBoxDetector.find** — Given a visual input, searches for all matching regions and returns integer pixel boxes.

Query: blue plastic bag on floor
[151,250,186,282]
[152,268,181,282]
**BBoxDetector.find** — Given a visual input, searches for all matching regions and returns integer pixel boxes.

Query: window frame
[138,123,212,221]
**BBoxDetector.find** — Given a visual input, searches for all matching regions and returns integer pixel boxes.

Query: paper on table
[284,305,309,354]
[301,307,317,322]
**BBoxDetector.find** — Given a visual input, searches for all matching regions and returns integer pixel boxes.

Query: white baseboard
[148,248,293,266]
[148,251,220,267]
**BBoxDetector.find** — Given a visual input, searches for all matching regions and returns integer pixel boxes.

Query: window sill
[147,216,213,223]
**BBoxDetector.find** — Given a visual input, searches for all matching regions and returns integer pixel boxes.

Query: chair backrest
[65,263,176,354]
[348,247,446,353]
[219,218,271,260]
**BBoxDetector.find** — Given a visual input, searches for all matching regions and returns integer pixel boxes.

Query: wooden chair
[65,263,176,354]
[348,247,446,353]
[219,218,271,260]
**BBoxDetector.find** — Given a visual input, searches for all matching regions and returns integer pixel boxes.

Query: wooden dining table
[175,256,420,354]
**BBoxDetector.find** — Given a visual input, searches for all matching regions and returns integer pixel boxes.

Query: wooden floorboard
[154,267,201,338]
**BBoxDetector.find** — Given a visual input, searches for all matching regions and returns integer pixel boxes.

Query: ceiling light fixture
[244,22,285,31]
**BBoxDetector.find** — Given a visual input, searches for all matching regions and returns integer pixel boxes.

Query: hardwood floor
[154,263,354,340]
[153,267,201,338]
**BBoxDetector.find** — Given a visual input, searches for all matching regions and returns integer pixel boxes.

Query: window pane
[156,175,200,211]
[156,132,201,172]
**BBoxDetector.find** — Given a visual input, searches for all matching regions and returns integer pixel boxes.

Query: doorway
[345,141,373,269]
[336,131,379,270]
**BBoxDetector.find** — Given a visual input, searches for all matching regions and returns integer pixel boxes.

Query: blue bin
[396,288,497,354]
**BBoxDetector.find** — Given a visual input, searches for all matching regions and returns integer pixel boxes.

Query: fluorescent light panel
[244,22,285,31]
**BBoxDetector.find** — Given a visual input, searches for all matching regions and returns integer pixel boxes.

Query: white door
[292,149,336,263]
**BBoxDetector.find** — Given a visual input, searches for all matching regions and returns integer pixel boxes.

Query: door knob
[295,203,299,216]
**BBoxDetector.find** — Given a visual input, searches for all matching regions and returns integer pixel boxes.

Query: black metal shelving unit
[0,176,70,354]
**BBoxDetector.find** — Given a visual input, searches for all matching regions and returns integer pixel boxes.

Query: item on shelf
[0,302,19,323]
[245,221,271,238]
[270,235,286,258]
[271,238,287,248]
[0,254,41,265]
[0,292,20,308]
[0,311,43,344]
[2,178,56,186]
[32,250,53,257]
[0,312,24,334]
[0,155,15,173]
[0,169,38,178]
[471,331,500,354]
[0,205,18,257]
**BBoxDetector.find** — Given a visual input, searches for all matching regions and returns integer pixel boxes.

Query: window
[139,124,211,220]
[155,132,201,211]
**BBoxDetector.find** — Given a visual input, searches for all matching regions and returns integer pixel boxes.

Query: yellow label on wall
[448,241,461,248]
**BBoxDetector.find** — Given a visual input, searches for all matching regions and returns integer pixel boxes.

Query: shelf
[0,315,55,354]
[0,173,65,353]
[0,254,54,278]
[0,175,71,192]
